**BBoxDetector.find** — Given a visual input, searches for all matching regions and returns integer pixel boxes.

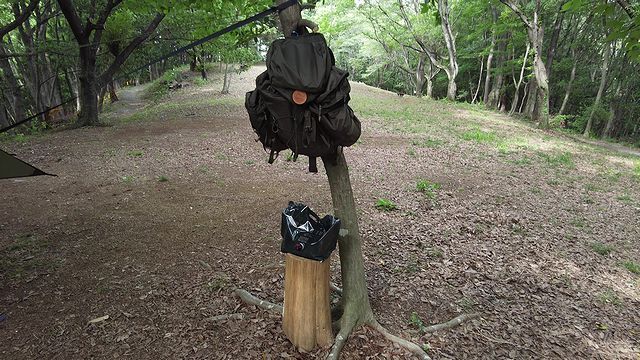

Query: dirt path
[103,84,150,119]
[1,66,638,359]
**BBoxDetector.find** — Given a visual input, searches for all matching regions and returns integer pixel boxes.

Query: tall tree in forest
[500,0,550,128]
[0,0,38,125]
[56,0,164,126]
[583,41,611,137]
[436,0,458,100]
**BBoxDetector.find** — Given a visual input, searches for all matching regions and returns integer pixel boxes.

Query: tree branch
[499,0,533,29]
[98,13,165,86]
[422,313,480,333]
[57,0,88,44]
[616,0,635,18]
[0,0,39,40]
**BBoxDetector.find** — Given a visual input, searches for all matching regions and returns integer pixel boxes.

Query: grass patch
[634,162,640,181]
[570,217,586,228]
[598,290,622,306]
[426,247,444,258]
[411,138,443,148]
[511,156,533,166]
[537,151,575,168]
[622,260,640,275]
[157,175,169,182]
[590,242,613,256]
[375,198,397,211]
[416,179,441,199]
[409,312,427,333]
[122,175,134,183]
[127,150,144,157]
[616,194,633,204]
[461,129,497,143]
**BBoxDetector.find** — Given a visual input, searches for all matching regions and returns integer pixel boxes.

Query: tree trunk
[510,43,530,115]
[558,49,576,115]
[438,0,458,101]
[0,104,9,128]
[77,47,99,126]
[0,43,26,123]
[415,53,426,98]
[483,6,498,104]
[108,80,119,103]
[519,81,528,114]
[500,0,550,128]
[584,42,610,137]
[221,63,231,94]
[487,35,506,108]
[524,77,537,117]
[472,56,484,104]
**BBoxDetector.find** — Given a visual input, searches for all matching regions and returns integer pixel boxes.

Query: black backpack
[245,33,361,172]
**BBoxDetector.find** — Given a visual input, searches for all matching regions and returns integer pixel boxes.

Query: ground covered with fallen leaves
[1,66,639,359]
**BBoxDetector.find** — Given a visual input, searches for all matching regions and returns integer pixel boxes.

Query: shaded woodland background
[1,0,640,144]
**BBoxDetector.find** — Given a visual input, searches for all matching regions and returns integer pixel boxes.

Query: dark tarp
[0,148,52,180]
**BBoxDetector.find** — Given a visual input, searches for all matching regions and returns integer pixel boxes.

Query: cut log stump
[283,253,333,351]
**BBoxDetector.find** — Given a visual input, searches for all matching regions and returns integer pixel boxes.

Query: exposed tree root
[207,313,245,322]
[326,320,356,360]
[369,320,431,360]
[329,283,343,295]
[422,313,480,333]
[233,289,283,315]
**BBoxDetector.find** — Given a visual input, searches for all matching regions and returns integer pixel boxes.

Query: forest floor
[1,66,639,360]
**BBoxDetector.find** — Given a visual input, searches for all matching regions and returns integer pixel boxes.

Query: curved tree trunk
[472,56,484,104]
[483,6,498,104]
[558,49,577,115]
[438,0,458,101]
[500,0,550,128]
[415,53,426,98]
[584,42,610,137]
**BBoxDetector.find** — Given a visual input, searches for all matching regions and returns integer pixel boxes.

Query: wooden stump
[283,253,333,351]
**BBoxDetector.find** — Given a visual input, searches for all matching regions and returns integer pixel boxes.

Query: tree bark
[472,56,484,104]
[78,46,99,125]
[483,6,498,104]
[0,42,26,123]
[488,32,508,108]
[108,81,119,103]
[415,53,426,98]
[438,0,458,100]
[510,42,530,115]
[500,0,550,128]
[221,63,231,94]
[584,42,610,137]
[558,49,576,115]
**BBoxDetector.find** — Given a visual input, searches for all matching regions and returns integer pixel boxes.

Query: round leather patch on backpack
[292,90,308,105]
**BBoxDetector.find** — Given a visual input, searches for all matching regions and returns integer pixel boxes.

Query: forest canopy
[0,0,639,144]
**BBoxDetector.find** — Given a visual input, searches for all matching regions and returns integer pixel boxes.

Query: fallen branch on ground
[422,313,480,333]
[234,289,283,314]
[207,313,245,322]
